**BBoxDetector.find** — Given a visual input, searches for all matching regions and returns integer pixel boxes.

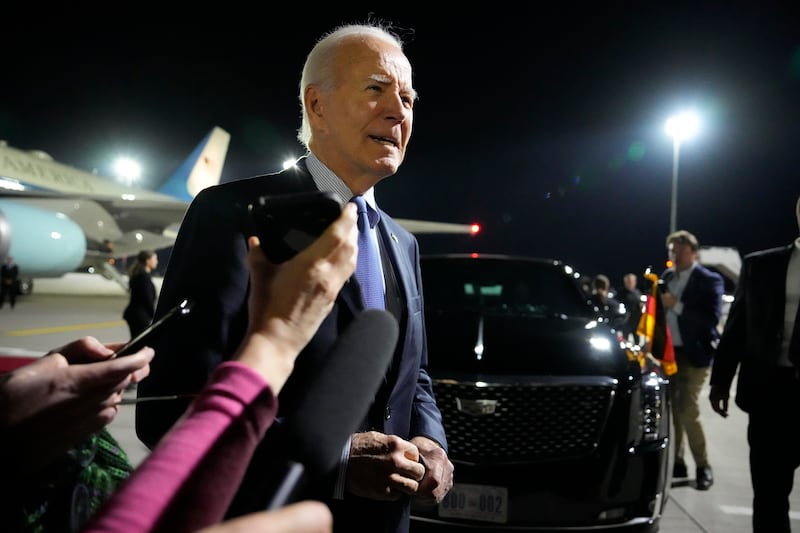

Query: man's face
[307,36,415,191]
[668,240,695,269]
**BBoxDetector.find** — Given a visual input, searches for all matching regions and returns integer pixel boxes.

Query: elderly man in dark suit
[710,194,800,533]
[660,229,724,491]
[136,22,453,533]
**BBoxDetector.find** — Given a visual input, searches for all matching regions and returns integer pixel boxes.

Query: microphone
[658,270,674,294]
[265,309,399,509]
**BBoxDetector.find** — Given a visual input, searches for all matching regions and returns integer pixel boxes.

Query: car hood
[425,310,633,377]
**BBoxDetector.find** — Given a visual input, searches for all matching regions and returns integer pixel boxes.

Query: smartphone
[112,298,193,358]
[248,190,342,264]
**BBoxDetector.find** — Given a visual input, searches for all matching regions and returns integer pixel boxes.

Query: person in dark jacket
[123,250,158,338]
[661,230,723,491]
[710,194,800,533]
[618,273,643,342]
[1,255,20,309]
[588,273,625,328]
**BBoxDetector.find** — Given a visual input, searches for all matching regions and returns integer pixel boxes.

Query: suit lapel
[265,158,364,316]
[765,246,793,337]
[377,214,414,320]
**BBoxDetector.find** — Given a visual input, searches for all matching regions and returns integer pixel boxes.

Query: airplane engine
[0,200,87,277]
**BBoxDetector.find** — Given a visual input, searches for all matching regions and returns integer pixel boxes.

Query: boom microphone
[265,309,399,509]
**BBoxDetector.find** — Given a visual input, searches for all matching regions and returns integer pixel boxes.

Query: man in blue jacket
[660,230,723,490]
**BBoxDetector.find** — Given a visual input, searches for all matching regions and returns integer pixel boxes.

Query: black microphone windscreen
[264,309,398,509]
[283,308,399,475]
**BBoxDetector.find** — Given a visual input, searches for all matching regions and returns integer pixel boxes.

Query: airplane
[0,126,478,294]
[0,126,230,293]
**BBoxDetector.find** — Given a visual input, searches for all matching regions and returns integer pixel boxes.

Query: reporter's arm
[196,501,332,533]
[85,207,357,532]
[235,202,357,391]
[0,340,153,476]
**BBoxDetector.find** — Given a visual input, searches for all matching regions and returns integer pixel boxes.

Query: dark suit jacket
[123,271,156,336]
[617,286,643,338]
[710,244,793,413]
[135,157,447,533]
[661,263,724,368]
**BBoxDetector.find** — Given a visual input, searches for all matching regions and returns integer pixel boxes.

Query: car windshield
[421,256,592,319]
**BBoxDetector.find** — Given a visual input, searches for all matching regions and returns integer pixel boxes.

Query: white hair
[296,22,406,149]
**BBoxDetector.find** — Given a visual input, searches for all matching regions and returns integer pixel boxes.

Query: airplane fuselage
[0,144,176,202]
[0,127,231,287]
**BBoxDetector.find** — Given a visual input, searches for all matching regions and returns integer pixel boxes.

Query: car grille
[432,377,617,465]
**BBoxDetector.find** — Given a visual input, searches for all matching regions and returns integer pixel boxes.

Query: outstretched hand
[234,202,358,393]
[197,500,332,533]
[0,336,153,475]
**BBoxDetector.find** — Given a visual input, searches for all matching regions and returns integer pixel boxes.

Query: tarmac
[2,273,800,532]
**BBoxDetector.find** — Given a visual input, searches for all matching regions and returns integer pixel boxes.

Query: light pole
[664,111,699,234]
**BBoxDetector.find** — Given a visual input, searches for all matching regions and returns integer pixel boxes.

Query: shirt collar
[675,261,698,278]
[305,152,378,210]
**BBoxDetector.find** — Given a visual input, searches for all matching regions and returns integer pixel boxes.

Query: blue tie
[351,196,384,310]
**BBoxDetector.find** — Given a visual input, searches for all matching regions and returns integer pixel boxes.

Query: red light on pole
[470,223,481,235]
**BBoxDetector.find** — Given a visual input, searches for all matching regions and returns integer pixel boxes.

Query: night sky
[2,6,799,290]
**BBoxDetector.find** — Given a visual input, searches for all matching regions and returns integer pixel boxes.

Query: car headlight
[639,371,667,442]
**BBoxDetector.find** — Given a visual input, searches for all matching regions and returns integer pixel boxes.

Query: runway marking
[4,321,126,336]
[720,505,752,516]
[720,505,800,520]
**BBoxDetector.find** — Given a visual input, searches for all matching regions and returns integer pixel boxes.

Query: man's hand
[709,384,729,418]
[411,436,454,505]
[345,431,426,500]
[660,291,677,309]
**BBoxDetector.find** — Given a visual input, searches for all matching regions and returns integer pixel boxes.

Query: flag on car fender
[637,270,677,376]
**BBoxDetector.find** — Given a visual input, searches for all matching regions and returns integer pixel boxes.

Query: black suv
[411,254,672,532]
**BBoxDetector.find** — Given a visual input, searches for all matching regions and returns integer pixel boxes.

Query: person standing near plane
[123,250,158,338]
[1,255,20,309]
[136,21,453,533]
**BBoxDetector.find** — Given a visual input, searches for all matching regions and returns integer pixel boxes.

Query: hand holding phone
[248,191,342,264]
[112,299,193,358]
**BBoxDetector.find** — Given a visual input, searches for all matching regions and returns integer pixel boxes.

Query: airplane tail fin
[158,126,230,201]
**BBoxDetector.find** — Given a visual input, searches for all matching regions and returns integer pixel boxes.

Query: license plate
[438,483,508,524]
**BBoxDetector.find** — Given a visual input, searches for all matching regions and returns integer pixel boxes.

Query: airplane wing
[395,218,479,235]
[0,126,229,280]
